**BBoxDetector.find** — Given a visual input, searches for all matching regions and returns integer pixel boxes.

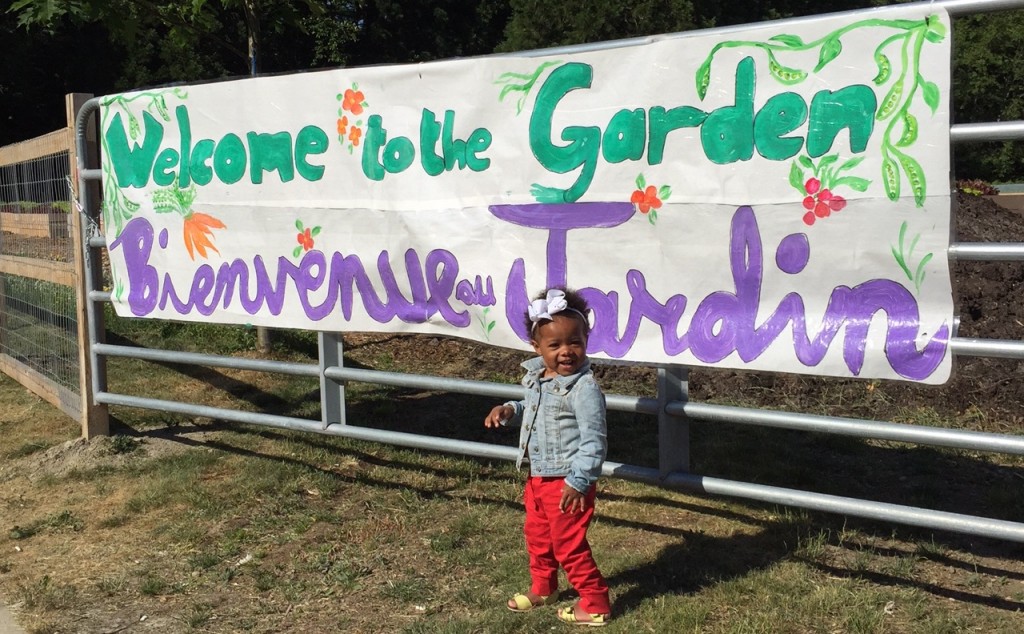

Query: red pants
[524,476,610,615]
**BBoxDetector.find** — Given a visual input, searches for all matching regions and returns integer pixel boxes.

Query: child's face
[531,314,588,378]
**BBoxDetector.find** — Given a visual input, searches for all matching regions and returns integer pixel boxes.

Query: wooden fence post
[67,93,110,438]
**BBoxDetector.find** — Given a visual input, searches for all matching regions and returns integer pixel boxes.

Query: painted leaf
[788,162,804,190]
[154,96,170,122]
[798,155,814,170]
[295,219,303,231]
[815,38,843,72]
[769,34,804,47]
[658,185,672,199]
[925,14,947,41]
[818,154,839,171]
[695,58,712,100]
[311,226,322,237]
[832,176,870,192]
[920,79,940,114]
[836,156,865,173]
[636,174,645,190]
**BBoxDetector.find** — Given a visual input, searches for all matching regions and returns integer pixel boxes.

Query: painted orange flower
[348,126,362,147]
[336,116,348,135]
[183,212,226,261]
[630,185,663,214]
[342,88,365,115]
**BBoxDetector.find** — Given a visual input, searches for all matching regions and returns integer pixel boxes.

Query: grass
[0,319,1023,632]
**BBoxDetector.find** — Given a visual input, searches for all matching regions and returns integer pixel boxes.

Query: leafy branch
[477,306,496,340]
[891,220,933,293]
[495,61,561,115]
[696,14,945,208]
[99,88,188,236]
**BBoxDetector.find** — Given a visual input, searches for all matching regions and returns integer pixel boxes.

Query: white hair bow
[528,289,587,331]
[528,289,569,323]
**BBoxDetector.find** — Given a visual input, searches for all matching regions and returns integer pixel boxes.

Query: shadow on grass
[113,410,1024,616]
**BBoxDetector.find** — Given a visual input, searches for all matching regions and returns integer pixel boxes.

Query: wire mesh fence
[0,149,80,397]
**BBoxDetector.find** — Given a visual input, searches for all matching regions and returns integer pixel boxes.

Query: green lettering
[189,139,214,186]
[648,106,706,165]
[153,148,179,186]
[442,110,468,171]
[103,111,163,188]
[701,56,756,164]
[383,137,415,174]
[602,108,646,164]
[176,106,192,188]
[806,85,876,157]
[419,109,444,176]
[529,62,599,202]
[213,133,247,184]
[465,128,491,172]
[295,126,328,181]
[361,115,387,181]
[753,92,807,160]
[247,131,294,184]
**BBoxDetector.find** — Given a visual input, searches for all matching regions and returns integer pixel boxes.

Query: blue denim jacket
[502,357,607,493]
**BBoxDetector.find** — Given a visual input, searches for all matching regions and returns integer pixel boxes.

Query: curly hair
[523,286,591,336]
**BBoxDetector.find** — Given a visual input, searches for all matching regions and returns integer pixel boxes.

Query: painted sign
[99,5,954,383]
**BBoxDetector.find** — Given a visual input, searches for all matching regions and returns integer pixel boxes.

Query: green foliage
[952,9,1024,182]
[956,178,1000,196]
[498,0,697,52]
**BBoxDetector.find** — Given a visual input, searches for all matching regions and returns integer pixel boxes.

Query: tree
[951,9,1024,182]
[9,0,325,79]
[498,0,697,52]
[0,9,123,145]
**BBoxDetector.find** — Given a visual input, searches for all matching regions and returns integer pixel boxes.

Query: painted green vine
[99,88,188,238]
[495,61,561,115]
[696,14,946,208]
[477,306,496,340]
[891,220,932,293]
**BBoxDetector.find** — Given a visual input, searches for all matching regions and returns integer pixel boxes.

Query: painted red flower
[348,126,362,147]
[297,227,314,251]
[336,116,348,136]
[630,185,663,214]
[802,185,846,226]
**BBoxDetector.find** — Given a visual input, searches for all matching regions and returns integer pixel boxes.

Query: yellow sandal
[557,605,610,627]
[507,592,557,612]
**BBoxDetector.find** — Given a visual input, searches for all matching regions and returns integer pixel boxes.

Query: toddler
[484,287,610,626]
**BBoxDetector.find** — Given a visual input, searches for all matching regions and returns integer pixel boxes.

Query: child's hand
[484,405,513,428]
[559,484,587,514]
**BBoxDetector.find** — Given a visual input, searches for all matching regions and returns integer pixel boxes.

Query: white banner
[100,5,954,383]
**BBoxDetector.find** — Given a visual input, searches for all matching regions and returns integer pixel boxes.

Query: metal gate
[74,0,1024,543]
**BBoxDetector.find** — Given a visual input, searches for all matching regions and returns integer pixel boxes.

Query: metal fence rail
[73,0,1024,544]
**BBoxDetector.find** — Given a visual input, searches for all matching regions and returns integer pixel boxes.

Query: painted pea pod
[872,52,892,85]
[767,55,807,85]
[895,152,926,206]
[882,156,901,201]
[876,77,904,121]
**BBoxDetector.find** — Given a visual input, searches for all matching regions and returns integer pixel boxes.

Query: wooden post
[67,93,109,438]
